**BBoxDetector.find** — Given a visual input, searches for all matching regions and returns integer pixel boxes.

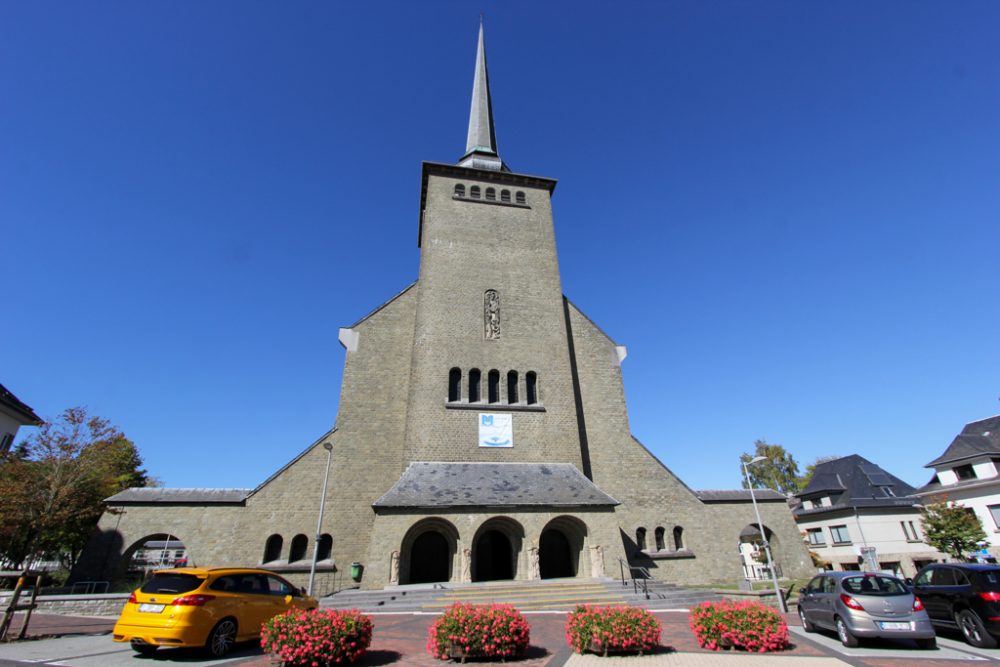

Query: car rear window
[978,570,1000,590]
[842,575,908,596]
[140,573,204,594]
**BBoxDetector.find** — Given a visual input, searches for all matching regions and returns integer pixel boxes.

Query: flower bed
[689,600,789,652]
[565,605,661,656]
[427,602,531,662]
[262,608,373,665]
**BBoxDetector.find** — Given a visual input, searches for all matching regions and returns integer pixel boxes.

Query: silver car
[798,572,936,649]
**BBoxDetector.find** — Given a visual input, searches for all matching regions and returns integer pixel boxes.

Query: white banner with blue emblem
[479,413,513,448]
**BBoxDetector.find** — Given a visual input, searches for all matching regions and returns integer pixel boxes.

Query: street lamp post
[308,442,334,597]
[742,455,788,613]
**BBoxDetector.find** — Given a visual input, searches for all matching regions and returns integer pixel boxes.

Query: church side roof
[105,487,252,504]
[348,282,416,329]
[924,415,1000,467]
[373,462,619,509]
[696,489,787,502]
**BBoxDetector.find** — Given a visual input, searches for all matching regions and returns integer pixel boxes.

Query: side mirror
[284,594,293,604]
[905,578,914,586]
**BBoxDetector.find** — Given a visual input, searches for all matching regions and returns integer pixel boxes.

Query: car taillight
[979,591,1000,602]
[840,593,865,611]
[127,592,137,604]
[912,596,924,611]
[171,594,216,606]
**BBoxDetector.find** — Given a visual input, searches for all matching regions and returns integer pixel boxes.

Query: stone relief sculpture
[462,547,472,582]
[528,546,540,580]
[589,545,605,578]
[389,550,399,585]
[484,289,500,339]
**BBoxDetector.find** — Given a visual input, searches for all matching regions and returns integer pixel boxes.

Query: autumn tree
[0,407,150,570]
[739,439,801,495]
[919,499,986,560]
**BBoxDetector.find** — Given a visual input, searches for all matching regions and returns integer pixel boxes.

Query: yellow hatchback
[113,567,318,656]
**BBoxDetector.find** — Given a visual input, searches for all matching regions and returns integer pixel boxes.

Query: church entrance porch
[400,518,459,585]
[539,516,587,579]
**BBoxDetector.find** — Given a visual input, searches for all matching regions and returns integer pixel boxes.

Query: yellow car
[113,567,318,656]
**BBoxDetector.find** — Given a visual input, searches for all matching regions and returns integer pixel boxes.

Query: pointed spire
[458,19,508,172]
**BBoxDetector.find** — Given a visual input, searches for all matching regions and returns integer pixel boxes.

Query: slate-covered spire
[458,20,508,172]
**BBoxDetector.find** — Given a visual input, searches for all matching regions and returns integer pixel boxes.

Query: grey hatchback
[798,572,936,649]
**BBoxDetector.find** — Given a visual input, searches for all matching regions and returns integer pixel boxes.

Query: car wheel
[798,607,815,632]
[956,609,998,648]
[205,618,238,657]
[836,616,859,648]
[130,641,157,655]
[915,637,937,650]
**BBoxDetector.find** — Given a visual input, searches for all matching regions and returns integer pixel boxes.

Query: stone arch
[119,533,188,581]
[472,517,524,582]
[400,518,459,585]
[739,523,778,580]
[539,516,587,579]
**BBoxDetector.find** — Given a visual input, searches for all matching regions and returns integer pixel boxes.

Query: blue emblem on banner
[482,415,493,426]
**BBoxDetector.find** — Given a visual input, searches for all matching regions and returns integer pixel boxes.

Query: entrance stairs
[321,578,724,613]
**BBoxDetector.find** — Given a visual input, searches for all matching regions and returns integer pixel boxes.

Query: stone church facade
[73,26,813,593]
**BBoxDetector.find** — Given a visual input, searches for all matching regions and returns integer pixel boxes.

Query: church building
[73,25,812,593]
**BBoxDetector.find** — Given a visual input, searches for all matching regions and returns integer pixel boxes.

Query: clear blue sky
[3,1,998,492]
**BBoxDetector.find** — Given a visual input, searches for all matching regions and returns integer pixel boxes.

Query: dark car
[911,563,1000,648]
[798,571,935,648]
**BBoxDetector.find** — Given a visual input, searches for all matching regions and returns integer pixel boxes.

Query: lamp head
[323,442,333,451]
[747,455,768,465]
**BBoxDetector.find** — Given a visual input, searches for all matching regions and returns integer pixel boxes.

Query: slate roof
[925,415,1000,468]
[373,462,619,508]
[0,383,42,425]
[105,488,252,504]
[793,454,920,518]
[695,489,787,502]
[915,475,1000,497]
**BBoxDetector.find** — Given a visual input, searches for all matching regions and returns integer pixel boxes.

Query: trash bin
[350,561,363,581]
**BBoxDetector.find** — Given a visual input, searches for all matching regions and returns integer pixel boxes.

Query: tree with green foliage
[0,407,151,570]
[919,499,986,560]
[739,440,801,495]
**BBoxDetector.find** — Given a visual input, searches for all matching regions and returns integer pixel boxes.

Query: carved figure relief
[528,546,540,580]
[484,290,500,340]
[389,550,399,585]
[461,547,472,582]
[589,545,605,578]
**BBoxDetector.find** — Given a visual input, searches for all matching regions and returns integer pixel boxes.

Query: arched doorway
[410,531,450,584]
[400,518,459,585]
[121,533,188,580]
[540,529,574,578]
[539,516,587,579]
[471,517,523,582]
[739,523,778,581]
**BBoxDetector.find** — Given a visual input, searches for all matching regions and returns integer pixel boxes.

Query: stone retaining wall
[0,593,128,617]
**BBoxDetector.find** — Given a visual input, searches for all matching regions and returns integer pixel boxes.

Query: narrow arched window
[263,534,283,563]
[470,185,481,199]
[468,368,481,403]
[317,534,332,561]
[488,370,500,404]
[654,527,665,551]
[515,191,526,204]
[485,187,496,201]
[636,527,647,551]
[289,534,308,562]
[500,189,510,203]
[507,370,518,404]
[448,368,462,402]
[673,526,684,550]
[454,184,465,197]
[526,372,538,405]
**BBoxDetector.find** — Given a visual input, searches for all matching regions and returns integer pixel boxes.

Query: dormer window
[955,464,977,481]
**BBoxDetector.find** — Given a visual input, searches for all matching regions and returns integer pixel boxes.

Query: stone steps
[321,577,724,613]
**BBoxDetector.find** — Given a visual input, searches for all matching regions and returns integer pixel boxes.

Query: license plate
[878,621,909,630]
[138,603,165,613]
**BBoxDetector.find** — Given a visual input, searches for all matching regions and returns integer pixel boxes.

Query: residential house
[795,454,944,576]
[0,382,42,454]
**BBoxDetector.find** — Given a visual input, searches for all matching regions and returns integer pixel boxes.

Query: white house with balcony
[916,414,1000,554]
[0,382,42,454]
[794,454,945,577]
